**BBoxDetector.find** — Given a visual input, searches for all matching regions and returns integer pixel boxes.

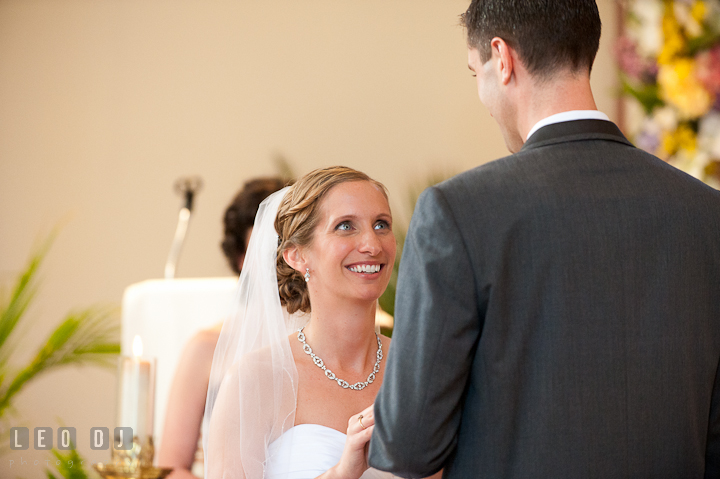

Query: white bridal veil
[203,187,306,479]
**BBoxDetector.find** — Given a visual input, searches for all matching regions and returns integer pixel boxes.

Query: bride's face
[303,180,396,304]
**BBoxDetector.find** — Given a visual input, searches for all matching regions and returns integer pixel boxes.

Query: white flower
[652,106,679,131]
[631,0,664,56]
[670,149,708,180]
[698,112,720,158]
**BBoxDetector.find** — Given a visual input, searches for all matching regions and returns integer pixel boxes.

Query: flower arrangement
[617,0,720,188]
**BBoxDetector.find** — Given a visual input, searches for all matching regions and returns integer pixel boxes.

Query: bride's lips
[345,262,385,275]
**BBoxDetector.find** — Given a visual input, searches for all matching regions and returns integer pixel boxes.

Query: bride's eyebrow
[327,214,358,225]
[326,212,391,226]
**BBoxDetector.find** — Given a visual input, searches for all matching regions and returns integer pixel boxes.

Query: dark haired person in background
[369,0,720,477]
[221,177,287,274]
[157,177,286,479]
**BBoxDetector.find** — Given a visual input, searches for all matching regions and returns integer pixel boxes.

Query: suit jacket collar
[520,119,634,152]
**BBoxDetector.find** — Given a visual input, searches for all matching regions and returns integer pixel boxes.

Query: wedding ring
[358,415,367,430]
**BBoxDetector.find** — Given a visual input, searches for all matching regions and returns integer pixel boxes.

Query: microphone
[164,176,203,279]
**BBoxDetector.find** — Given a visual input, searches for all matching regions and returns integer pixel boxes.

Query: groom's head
[461,0,602,78]
[462,0,602,152]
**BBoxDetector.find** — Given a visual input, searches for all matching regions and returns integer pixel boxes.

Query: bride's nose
[358,228,382,256]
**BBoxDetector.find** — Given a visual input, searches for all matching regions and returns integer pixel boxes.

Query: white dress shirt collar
[526,110,610,141]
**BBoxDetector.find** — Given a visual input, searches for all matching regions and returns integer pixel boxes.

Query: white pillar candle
[116,335,156,440]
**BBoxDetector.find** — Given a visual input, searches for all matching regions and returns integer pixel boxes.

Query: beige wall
[0,1,619,476]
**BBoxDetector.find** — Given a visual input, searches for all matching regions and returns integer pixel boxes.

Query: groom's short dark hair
[461,0,602,76]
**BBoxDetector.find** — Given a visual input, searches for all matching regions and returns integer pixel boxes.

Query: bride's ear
[282,245,306,274]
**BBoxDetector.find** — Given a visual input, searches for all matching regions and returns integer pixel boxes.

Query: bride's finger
[347,404,376,435]
[357,405,375,427]
[354,413,376,435]
[348,424,374,448]
[348,413,365,434]
[360,403,374,417]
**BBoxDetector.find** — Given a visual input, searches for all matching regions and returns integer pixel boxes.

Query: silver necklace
[297,327,383,391]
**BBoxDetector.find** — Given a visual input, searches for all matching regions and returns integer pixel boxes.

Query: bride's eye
[374,220,390,230]
[336,221,352,231]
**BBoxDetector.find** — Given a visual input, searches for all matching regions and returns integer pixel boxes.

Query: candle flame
[132,335,143,357]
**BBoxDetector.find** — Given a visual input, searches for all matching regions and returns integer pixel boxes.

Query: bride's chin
[342,290,384,305]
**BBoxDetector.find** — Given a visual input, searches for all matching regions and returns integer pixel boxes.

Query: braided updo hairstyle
[274,166,388,314]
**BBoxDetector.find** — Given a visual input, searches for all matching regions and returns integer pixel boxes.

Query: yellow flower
[661,124,698,158]
[676,124,698,152]
[658,59,714,119]
[658,1,686,64]
[660,132,675,158]
[691,1,707,23]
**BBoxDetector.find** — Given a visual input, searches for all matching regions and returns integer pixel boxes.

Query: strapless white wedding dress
[265,424,395,479]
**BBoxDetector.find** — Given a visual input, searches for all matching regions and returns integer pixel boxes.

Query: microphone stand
[164,176,203,279]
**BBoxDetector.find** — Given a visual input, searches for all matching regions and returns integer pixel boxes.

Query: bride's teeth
[348,264,380,273]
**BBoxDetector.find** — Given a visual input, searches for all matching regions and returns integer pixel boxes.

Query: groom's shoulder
[434,153,527,200]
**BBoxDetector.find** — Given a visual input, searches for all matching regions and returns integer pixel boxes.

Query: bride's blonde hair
[274,166,388,314]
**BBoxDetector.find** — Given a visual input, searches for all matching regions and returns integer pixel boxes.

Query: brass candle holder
[93,435,172,479]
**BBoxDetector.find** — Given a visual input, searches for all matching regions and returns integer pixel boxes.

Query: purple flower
[615,35,658,82]
[636,128,661,154]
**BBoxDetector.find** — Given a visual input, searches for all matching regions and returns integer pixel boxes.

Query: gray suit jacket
[368,120,720,478]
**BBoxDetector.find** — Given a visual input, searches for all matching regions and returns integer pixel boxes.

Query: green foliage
[46,447,95,479]
[272,153,297,183]
[687,30,720,55]
[687,15,720,55]
[0,234,120,457]
[620,75,664,115]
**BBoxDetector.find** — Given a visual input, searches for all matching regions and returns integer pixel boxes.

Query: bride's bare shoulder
[221,341,293,386]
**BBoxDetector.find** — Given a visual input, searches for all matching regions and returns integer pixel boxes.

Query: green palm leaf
[0,233,120,448]
[0,307,120,415]
[46,447,95,479]
[0,234,54,356]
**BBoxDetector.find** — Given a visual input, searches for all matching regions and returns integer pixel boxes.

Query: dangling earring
[304,268,310,282]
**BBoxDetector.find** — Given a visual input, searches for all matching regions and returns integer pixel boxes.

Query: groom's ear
[490,37,515,86]
[282,245,306,273]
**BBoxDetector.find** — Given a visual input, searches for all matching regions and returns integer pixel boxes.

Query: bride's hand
[325,404,375,479]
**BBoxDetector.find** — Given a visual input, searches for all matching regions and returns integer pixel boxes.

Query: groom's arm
[705,358,720,476]
[369,186,482,478]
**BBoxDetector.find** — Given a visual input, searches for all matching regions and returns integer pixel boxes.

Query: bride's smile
[346,263,382,274]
